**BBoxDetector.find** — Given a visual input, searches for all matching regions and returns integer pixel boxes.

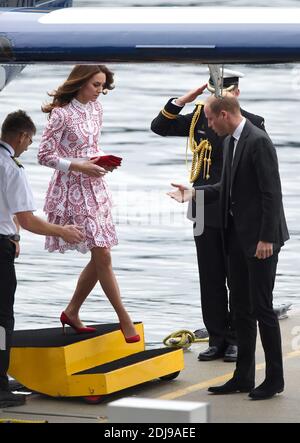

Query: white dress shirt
[228,118,246,213]
[0,140,36,235]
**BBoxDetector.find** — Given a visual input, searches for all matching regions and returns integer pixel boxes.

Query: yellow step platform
[9,323,184,398]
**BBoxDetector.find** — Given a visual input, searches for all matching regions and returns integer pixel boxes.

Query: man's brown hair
[1,110,36,138]
[206,93,241,116]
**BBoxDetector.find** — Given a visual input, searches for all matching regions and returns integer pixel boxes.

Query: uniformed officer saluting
[151,70,265,363]
[0,110,84,408]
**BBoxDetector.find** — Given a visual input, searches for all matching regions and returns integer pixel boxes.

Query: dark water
[0,1,299,345]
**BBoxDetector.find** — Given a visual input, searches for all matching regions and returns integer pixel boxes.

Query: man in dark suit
[168,94,289,400]
[151,70,265,363]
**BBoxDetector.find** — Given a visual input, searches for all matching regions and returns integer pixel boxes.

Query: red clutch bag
[91,155,122,167]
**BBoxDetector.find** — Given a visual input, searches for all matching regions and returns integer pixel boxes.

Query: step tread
[12,323,142,348]
[74,348,180,375]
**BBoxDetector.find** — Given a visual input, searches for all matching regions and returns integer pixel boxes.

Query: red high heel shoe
[60,312,97,335]
[121,327,140,343]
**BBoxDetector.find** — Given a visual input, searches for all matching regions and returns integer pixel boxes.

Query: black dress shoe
[223,345,238,362]
[198,346,224,361]
[208,378,254,394]
[0,390,26,408]
[193,328,209,340]
[249,380,284,400]
[8,379,28,392]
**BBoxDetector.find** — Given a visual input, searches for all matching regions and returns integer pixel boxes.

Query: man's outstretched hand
[167,183,194,203]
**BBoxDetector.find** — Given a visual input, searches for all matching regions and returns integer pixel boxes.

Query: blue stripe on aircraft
[1,14,300,63]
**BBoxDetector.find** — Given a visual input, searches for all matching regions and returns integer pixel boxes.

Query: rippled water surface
[0,1,299,344]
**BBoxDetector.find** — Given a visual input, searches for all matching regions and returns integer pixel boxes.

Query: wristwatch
[10,234,20,242]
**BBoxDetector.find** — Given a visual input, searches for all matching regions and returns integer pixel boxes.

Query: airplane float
[0,0,296,402]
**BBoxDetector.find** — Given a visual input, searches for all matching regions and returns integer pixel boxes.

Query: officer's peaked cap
[207,69,244,93]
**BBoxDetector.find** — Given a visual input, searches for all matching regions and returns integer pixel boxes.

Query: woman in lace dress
[38,65,139,342]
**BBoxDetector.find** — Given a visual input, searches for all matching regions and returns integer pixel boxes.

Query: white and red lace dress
[38,98,118,253]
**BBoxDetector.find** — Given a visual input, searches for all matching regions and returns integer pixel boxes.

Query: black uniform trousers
[227,217,284,385]
[0,239,16,391]
[194,225,236,348]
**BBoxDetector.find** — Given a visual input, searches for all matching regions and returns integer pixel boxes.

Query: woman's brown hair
[42,65,114,114]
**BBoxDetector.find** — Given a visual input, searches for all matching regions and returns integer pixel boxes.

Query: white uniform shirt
[0,140,36,235]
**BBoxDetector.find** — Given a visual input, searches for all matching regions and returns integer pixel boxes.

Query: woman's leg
[64,259,98,328]
[91,247,137,338]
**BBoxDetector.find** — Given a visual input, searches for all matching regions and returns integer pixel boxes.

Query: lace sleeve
[38,108,71,172]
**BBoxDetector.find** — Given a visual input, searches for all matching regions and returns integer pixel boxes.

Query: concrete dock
[1,310,300,423]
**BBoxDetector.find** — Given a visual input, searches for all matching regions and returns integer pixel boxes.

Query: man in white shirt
[0,110,84,408]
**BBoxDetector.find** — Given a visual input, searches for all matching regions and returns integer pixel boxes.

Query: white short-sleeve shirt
[0,141,36,235]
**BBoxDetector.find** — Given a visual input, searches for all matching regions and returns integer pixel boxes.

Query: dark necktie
[225,136,235,226]
[228,135,235,170]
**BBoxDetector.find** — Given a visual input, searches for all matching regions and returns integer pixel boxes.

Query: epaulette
[195,101,204,107]
[11,156,24,168]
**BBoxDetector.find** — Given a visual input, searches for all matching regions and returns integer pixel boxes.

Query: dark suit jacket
[151,98,265,228]
[195,119,289,257]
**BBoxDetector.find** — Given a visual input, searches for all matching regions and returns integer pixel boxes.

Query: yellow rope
[186,103,212,183]
[163,329,208,350]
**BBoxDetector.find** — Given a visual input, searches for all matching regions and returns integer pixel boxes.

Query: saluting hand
[175,83,208,107]
[167,183,194,203]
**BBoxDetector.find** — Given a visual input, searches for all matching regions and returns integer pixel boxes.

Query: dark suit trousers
[194,226,236,348]
[0,239,16,391]
[227,219,284,385]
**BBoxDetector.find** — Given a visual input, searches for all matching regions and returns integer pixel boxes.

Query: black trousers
[227,220,284,385]
[194,226,236,348]
[0,239,16,391]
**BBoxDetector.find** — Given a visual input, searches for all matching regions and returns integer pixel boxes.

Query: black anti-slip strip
[12,323,142,348]
[74,348,179,375]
